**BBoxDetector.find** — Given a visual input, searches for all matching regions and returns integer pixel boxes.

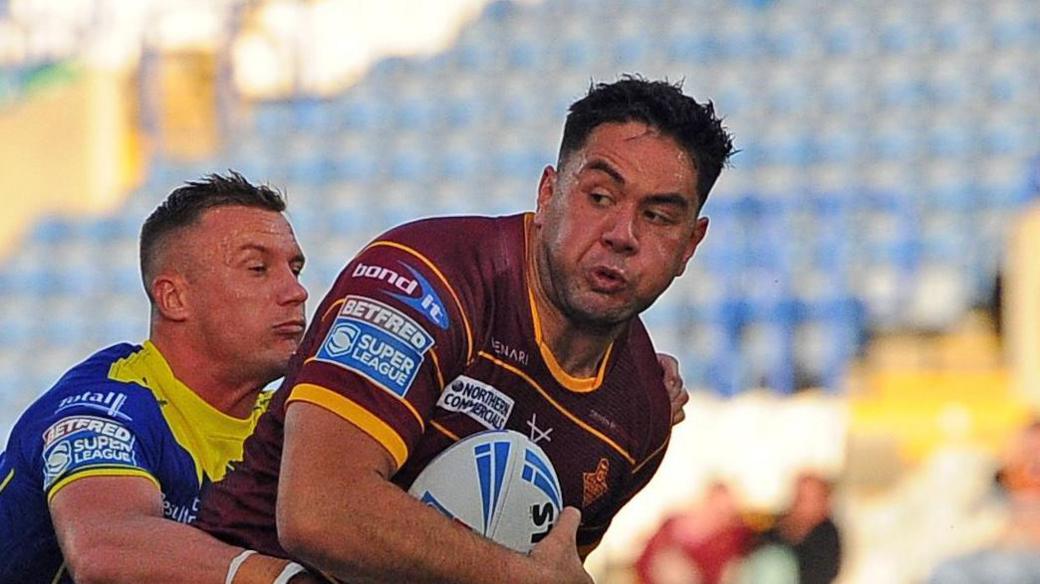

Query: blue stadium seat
[4,0,1039,405]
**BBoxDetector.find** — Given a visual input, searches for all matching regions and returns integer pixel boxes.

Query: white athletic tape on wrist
[225,550,257,584]
[273,562,307,584]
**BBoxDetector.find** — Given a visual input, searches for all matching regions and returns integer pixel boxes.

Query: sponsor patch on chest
[316,295,434,398]
[436,376,514,430]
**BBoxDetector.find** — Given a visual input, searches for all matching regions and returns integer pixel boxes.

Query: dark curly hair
[559,75,735,206]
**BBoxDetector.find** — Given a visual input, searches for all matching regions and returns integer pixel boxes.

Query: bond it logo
[352,261,449,330]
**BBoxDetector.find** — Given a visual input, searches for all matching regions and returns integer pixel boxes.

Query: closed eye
[644,209,676,225]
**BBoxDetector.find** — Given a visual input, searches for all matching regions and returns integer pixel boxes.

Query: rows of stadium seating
[0,0,1037,402]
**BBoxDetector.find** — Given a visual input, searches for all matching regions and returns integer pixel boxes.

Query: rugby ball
[407,429,563,553]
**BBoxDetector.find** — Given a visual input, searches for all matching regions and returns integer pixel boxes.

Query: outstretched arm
[51,476,319,584]
[276,401,592,584]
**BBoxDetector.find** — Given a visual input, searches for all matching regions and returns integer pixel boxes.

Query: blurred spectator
[757,472,843,584]
[635,482,754,584]
[929,419,1040,583]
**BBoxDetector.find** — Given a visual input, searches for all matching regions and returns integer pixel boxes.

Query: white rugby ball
[407,429,563,553]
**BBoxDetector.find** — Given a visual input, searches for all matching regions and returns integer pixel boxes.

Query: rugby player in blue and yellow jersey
[0,173,319,583]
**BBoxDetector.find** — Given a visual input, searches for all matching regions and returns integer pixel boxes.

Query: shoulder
[4,344,168,488]
[19,344,156,421]
[380,214,521,247]
[14,344,167,451]
[370,214,526,269]
[351,213,527,325]
[47,343,166,422]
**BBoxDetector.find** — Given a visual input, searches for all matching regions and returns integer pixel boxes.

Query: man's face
[181,206,308,384]
[534,121,707,330]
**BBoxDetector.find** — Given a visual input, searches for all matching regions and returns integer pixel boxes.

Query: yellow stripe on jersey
[46,468,160,503]
[300,357,426,430]
[50,563,66,584]
[0,468,13,494]
[108,341,264,485]
[522,214,612,393]
[429,419,460,441]
[632,436,670,475]
[428,349,446,390]
[477,351,636,465]
[288,383,410,470]
[321,298,347,322]
[361,240,474,366]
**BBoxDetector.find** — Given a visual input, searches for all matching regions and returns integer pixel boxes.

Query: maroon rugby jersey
[195,213,672,556]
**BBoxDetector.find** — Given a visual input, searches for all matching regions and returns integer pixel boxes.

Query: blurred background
[1,0,1039,581]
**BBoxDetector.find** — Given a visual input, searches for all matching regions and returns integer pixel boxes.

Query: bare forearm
[281,473,542,584]
[64,516,317,584]
[51,473,318,583]
[280,403,588,584]
[61,515,237,584]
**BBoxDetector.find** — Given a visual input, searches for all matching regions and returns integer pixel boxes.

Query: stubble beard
[540,246,638,335]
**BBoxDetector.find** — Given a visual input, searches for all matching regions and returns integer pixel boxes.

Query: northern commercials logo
[316,295,434,398]
[474,439,512,535]
[41,416,138,490]
[352,261,450,330]
[437,376,514,430]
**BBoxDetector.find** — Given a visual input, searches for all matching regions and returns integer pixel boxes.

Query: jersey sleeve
[38,387,164,502]
[286,235,474,471]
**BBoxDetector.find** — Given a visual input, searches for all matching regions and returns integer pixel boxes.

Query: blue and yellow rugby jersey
[0,341,270,583]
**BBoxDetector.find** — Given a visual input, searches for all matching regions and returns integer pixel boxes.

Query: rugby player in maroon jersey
[196,76,734,584]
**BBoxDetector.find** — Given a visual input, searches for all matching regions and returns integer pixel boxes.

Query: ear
[674,216,709,278]
[151,273,190,322]
[533,166,557,227]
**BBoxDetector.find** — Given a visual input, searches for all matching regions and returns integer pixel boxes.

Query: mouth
[588,266,628,293]
[274,319,307,337]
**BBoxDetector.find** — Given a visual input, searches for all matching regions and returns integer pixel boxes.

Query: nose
[601,206,638,255]
[280,271,309,307]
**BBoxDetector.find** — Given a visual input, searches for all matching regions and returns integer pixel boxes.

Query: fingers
[657,353,681,388]
[671,389,689,425]
[530,507,592,584]
[658,352,689,426]
[552,506,581,544]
